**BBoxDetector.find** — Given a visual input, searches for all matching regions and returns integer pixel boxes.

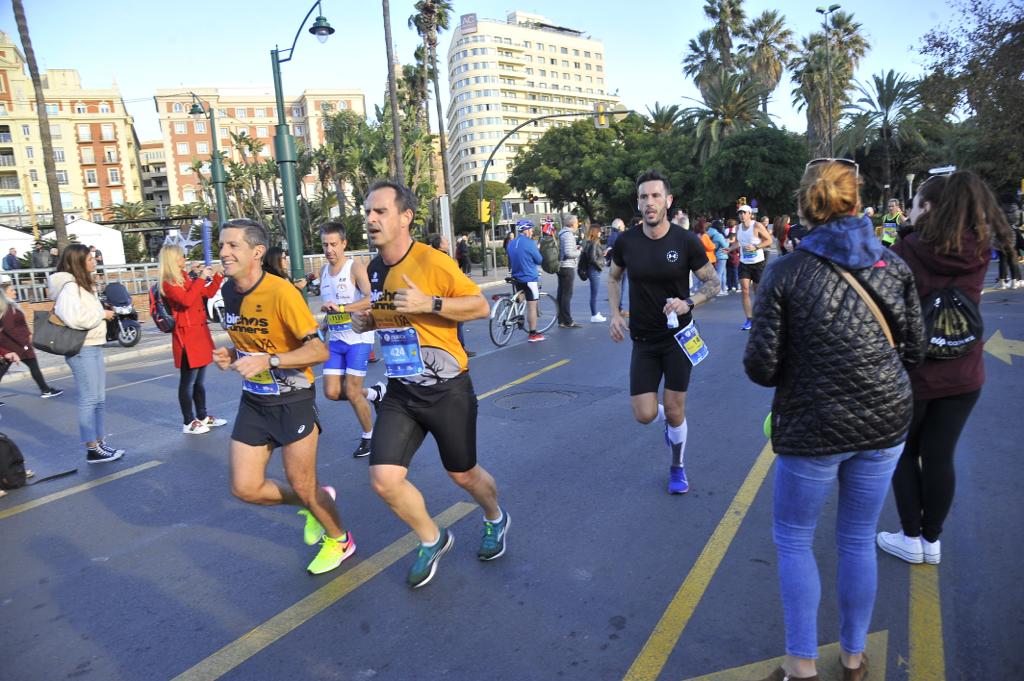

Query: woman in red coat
[0,280,63,401]
[157,244,227,434]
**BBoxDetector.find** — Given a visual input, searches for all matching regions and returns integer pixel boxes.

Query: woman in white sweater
[49,244,124,463]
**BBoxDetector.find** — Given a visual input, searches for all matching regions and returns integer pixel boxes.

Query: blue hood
[797,215,885,269]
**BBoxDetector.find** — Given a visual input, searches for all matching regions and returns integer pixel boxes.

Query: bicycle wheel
[536,293,557,332]
[489,298,516,346]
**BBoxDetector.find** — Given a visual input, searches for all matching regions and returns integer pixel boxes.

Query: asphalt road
[1,268,1021,681]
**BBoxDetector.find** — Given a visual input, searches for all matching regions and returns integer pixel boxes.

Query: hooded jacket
[48,271,106,346]
[892,228,987,400]
[744,215,925,457]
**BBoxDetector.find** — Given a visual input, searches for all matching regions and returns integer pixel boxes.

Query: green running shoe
[306,533,356,575]
[407,528,454,589]
[298,485,336,545]
[478,512,510,561]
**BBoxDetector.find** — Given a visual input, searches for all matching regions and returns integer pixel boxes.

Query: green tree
[646,103,685,137]
[703,0,746,73]
[682,30,720,98]
[739,9,797,114]
[452,181,510,235]
[683,70,771,162]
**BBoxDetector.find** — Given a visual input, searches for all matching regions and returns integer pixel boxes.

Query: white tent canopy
[0,225,36,264]
[42,217,126,265]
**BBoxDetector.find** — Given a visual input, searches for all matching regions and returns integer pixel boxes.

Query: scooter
[100,283,142,347]
[305,272,321,296]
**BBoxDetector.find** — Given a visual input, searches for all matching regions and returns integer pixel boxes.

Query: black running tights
[0,356,51,392]
[178,352,208,425]
[891,389,981,542]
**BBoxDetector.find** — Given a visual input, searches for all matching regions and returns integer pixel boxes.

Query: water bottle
[666,298,679,328]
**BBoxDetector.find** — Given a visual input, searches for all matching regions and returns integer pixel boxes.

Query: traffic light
[593,102,609,129]
[526,191,536,204]
[479,199,491,223]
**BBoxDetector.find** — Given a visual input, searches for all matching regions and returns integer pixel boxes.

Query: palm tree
[739,10,797,113]
[12,0,67,247]
[683,71,771,161]
[646,103,684,136]
[382,0,405,184]
[703,0,746,73]
[682,30,720,98]
[838,71,934,200]
[409,0,454,223]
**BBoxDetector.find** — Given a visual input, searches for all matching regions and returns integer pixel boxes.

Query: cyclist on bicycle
[507,219,545,343]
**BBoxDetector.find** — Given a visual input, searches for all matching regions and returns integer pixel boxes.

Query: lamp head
[309,16,334,43]
[188,102,206,119]
[816,6,827,13]
[829,4,841,11]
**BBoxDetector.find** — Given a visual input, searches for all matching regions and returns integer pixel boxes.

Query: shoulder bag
[827,261,895,349]
[32,283,88,357]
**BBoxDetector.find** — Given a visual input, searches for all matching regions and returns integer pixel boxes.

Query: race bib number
[379,327,425,378]
[674,320,709,367]
[740,247,760,263]
[882,224,898,243]
[236,350,281,395]
[325,311,352,341]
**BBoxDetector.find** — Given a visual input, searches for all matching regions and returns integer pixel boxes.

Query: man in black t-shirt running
[608,170,721,494]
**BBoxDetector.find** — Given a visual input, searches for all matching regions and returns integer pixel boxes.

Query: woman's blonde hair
[587,224,602,241]
[796,161,861,227]
[157,244,185,294]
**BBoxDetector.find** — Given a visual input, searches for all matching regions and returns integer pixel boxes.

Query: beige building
[445,12,619,214]
[138,141,170,209]
[153,88,365,207]
[0,31,142,227]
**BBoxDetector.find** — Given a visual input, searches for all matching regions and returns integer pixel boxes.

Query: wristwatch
[432,296,443,313]
[684,297,695,312]
[268,354,280,369]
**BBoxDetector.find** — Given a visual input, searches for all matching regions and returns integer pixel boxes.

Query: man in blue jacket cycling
[507,219,545,342]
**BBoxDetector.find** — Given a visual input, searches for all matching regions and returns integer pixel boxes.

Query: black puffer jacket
[744,216,925,457]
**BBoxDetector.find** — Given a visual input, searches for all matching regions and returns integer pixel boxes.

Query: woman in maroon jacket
[878,172,1016,565]
[157,244,227,434]
[0,281,62,400]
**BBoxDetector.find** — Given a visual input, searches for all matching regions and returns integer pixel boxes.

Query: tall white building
[445,12,619,215]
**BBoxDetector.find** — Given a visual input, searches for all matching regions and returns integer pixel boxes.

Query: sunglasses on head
[806,157,859,181]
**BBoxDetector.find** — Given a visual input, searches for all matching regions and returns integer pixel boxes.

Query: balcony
[0,134,12,143]
[103,153,119,164]
[0,175,20,190]
[0,156,16,167]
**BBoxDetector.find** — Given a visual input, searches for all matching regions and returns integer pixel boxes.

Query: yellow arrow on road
[681,630,888,681]
[984,330,1024,365]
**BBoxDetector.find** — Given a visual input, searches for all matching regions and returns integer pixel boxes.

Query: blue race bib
[379,327,425,378]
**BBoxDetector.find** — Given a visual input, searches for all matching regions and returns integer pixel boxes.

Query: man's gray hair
[222,218,268,249]
[563,214,579,226]
[611,218,625,230]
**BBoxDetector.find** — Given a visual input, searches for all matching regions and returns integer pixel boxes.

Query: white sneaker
[590,313,606,323]
[716,291,728,297]
[922,538,941,564]
[183,419,211,435]
[877,530,923,564]
[1014,280,1024,289]
[1000,279,1011,289]
[202,416,228,427]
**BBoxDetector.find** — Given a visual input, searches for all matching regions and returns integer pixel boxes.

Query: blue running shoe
[741,319,752,331]
[408,528,454,588]
[478,512,510,561]
[669,465,689,494]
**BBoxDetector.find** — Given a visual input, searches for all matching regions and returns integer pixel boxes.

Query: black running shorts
[738,260,766,283]
[512,279,540,302]
[370,373,478,472]
[630,336,693,396]
[231,389,321,449]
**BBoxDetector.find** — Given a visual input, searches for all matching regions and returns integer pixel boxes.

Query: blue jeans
[588,266,602,315]
[715,259,727,292]
[66,345,106,443]
[773,445,902,658]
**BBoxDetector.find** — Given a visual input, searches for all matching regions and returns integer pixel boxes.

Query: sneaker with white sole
[298,485,337,545]
[590,313,606,323]
[922,538,941,564]
[201,416,228,427]
[40,388,64,398]
[183,419,210,435]
[367,381,387,411]
[877,530,923,564]
[87,445,123,464]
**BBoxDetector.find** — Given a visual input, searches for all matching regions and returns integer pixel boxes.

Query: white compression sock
[657,404,665,423]
[361,431,373,439]
[666,419,687,467]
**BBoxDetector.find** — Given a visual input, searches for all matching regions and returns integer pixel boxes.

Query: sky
[0,0,961,142]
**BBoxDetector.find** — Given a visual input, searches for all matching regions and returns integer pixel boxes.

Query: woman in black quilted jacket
[742,160,925,681]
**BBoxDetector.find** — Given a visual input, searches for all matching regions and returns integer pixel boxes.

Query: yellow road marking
[909,565,946,681]
[681,630,888,681]
[477,358,570,399]
[984,330,1024,365]
[0,461,163,520]
[171,501,478,681]
[624,443,776,681]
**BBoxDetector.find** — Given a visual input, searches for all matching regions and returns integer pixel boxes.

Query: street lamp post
[906,173,916,203]
[816,4,841,157]
[270,1,334,283]
[187,95,229,229]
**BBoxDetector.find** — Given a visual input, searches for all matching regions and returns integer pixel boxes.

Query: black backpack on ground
[921,285,983,360]
[0,432,27,490]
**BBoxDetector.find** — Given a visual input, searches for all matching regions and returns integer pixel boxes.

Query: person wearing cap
[507,219,546,342]
[734,204,773,331]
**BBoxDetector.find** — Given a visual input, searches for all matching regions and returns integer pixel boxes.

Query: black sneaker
[368,380,387,412]
[352,438,371,458]
[87,446,123,464]
[98,442,126,457]
[41,388,64,398]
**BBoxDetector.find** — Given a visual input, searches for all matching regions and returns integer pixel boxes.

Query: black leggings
[891,389,981,542]
[997,249,1021,282]
[178,351,208,425]
[0,356,51,393]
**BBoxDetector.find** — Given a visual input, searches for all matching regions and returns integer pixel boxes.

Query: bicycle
[489,276,557,346]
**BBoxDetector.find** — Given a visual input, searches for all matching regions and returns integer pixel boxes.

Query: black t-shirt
[612,223,709,342]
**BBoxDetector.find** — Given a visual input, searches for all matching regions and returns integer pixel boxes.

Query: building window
[45,103,59,114]
[55,170,68,185]
[194,121,206,134]
[75,103,86,114]
[85,168,98,185]
[100,124,115,140]
[21,124,30,137]
[25,146,33,159]
[254,107,266,118]
[77,124,92,141]
[88,190,102,208]
[173,102,183,113]
[176,142,189,155]
[110,189,124,205]
[293,124,305,136]
[291,105,304,117]
[561,47,568,54]
[108,168,121,184]
[174,122,187,134]
[219,127,229,139]
[104,147,118,163]
[99,102,111,113]
[60,192,73,209]
[52,148,65,162]
[235,108,247,118]
[183,189,196,203]
[29,169,38,182]
[196,142,209,154]
[179,162,191,174]
[49,124,61,139]
[256,126,268,137]
[81,147,95,164]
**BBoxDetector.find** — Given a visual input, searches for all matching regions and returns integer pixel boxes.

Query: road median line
[909,565,946,681]
[171,501,478,681]
[477,358,570,399]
